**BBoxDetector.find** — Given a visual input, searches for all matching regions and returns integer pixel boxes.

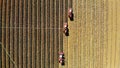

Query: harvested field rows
[1,0,69,68]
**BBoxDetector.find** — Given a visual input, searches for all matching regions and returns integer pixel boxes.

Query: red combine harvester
[59,52,65,65]
[63,23,69,36]
[68,8,74,20]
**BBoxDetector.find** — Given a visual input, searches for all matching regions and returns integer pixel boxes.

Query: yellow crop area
[63,0,120,68]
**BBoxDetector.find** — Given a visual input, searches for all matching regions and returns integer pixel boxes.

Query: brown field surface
[1,0,120,68]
